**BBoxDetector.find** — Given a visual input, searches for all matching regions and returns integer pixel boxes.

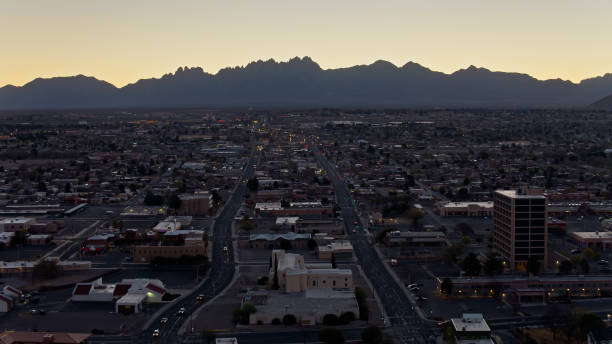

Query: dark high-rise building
[493,190,547,271]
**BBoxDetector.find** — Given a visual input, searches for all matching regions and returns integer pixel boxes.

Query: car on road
[416,296,428,302]
[409,286,420,292]
[571,249,581,254]
[178,307,185,315]
[352,229,356,233]
[598,260,609,265]
[407,284,418,289]
[354,221,358,225]
[196,294,204,302]
[160,317,168,324]
[223,246,228,252]
[152,329,160,337]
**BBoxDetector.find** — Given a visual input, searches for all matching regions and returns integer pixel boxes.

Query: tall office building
[493,190,547,271]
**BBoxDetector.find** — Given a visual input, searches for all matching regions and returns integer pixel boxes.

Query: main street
[312,142,439,344]
[89,150,258,344]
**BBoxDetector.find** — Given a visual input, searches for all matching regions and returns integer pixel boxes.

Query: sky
[1,0,611,87]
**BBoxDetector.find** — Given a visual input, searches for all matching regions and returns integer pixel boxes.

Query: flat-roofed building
[451,313,493,344]
[386,231,448,247]
[0,218,36,232]
[133,242,206,263]
[493,190,547,271]
[178,192,212,216]
[436,202,493,217]
[317,241,354,260]
[570,231,612,251]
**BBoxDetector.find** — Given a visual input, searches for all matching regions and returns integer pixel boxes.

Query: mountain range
[2,56,612,110]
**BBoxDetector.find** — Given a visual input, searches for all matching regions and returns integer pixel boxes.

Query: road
[312,143,439,344]
[88,150,258,344]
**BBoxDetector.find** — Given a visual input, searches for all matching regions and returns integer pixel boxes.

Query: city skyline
[2,0,612,87]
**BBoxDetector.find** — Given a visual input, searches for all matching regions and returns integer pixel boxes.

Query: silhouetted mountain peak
[3,57,612,109]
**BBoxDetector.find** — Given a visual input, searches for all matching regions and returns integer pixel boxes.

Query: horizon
[2,1,612,87]
[2,56,611,89]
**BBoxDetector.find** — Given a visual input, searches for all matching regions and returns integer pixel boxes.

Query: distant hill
[590,92,612,109]
[2,57,612,109]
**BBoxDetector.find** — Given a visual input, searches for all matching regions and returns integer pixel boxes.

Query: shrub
[339,312,355,325]
[323,314,339,326]
[359,305,369,321]
[361,326,383,344]
[283,314,297,326]
[271,318,281,325]
[319,327,344,344]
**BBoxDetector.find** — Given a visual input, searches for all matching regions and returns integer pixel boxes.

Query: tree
[319,328,344,344]
[111,220,124,230]
[272,255,280,290]
[231,304,256,325]
[526,256,541,276]
[580,258,590,274]
[361,326,383,344]
[144,192,164,206]
[279,238,292,250]
[10,231,27,247]
[339,312,355,324]
[440,278,453,295]
[64,182,72,193]
[442,245,464,263]
[33,260,60,279]
[406,208,423,228]
[558,260,573,275]
[308,238,317,250]
[578,312,606,339]
[211,189,222,204]
[168,194,182,210]
[280,199,290,208]
[323,314,339,326]
[331,253,337,268]
[282,314,297,326]
[483,254,504,276]
[246,178,259,191]
[461,253,481,276]
[461,235,472,245]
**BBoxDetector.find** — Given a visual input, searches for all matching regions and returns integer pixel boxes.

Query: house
[27,234,52,246]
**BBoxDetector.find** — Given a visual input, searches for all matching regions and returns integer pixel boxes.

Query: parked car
[160,317,168,324]
[416,296,428,302]
[152,329,160,337]
[196,295,204,302]
[409,286,420,292]
[407,284,418,289]
[178,307,185,315]
[598,260,609,265]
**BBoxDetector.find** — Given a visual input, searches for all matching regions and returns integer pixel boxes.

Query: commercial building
[72,278,166,313]
[569,231,612,251]
[133,241,206,263]
[316,241,354,260]
[268,250,353,292]
[246,233,311,249]
[178,192,213,216]
[450,314,493,344]
[436,202,493,217]
[0,331,91,344]
[492,190,547,271]
[435,274,612,305]
[245,289,359,325]
[386,231,448,247]
[0,218,36,232]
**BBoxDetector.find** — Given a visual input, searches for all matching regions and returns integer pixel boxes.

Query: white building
[269,250,353,292]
